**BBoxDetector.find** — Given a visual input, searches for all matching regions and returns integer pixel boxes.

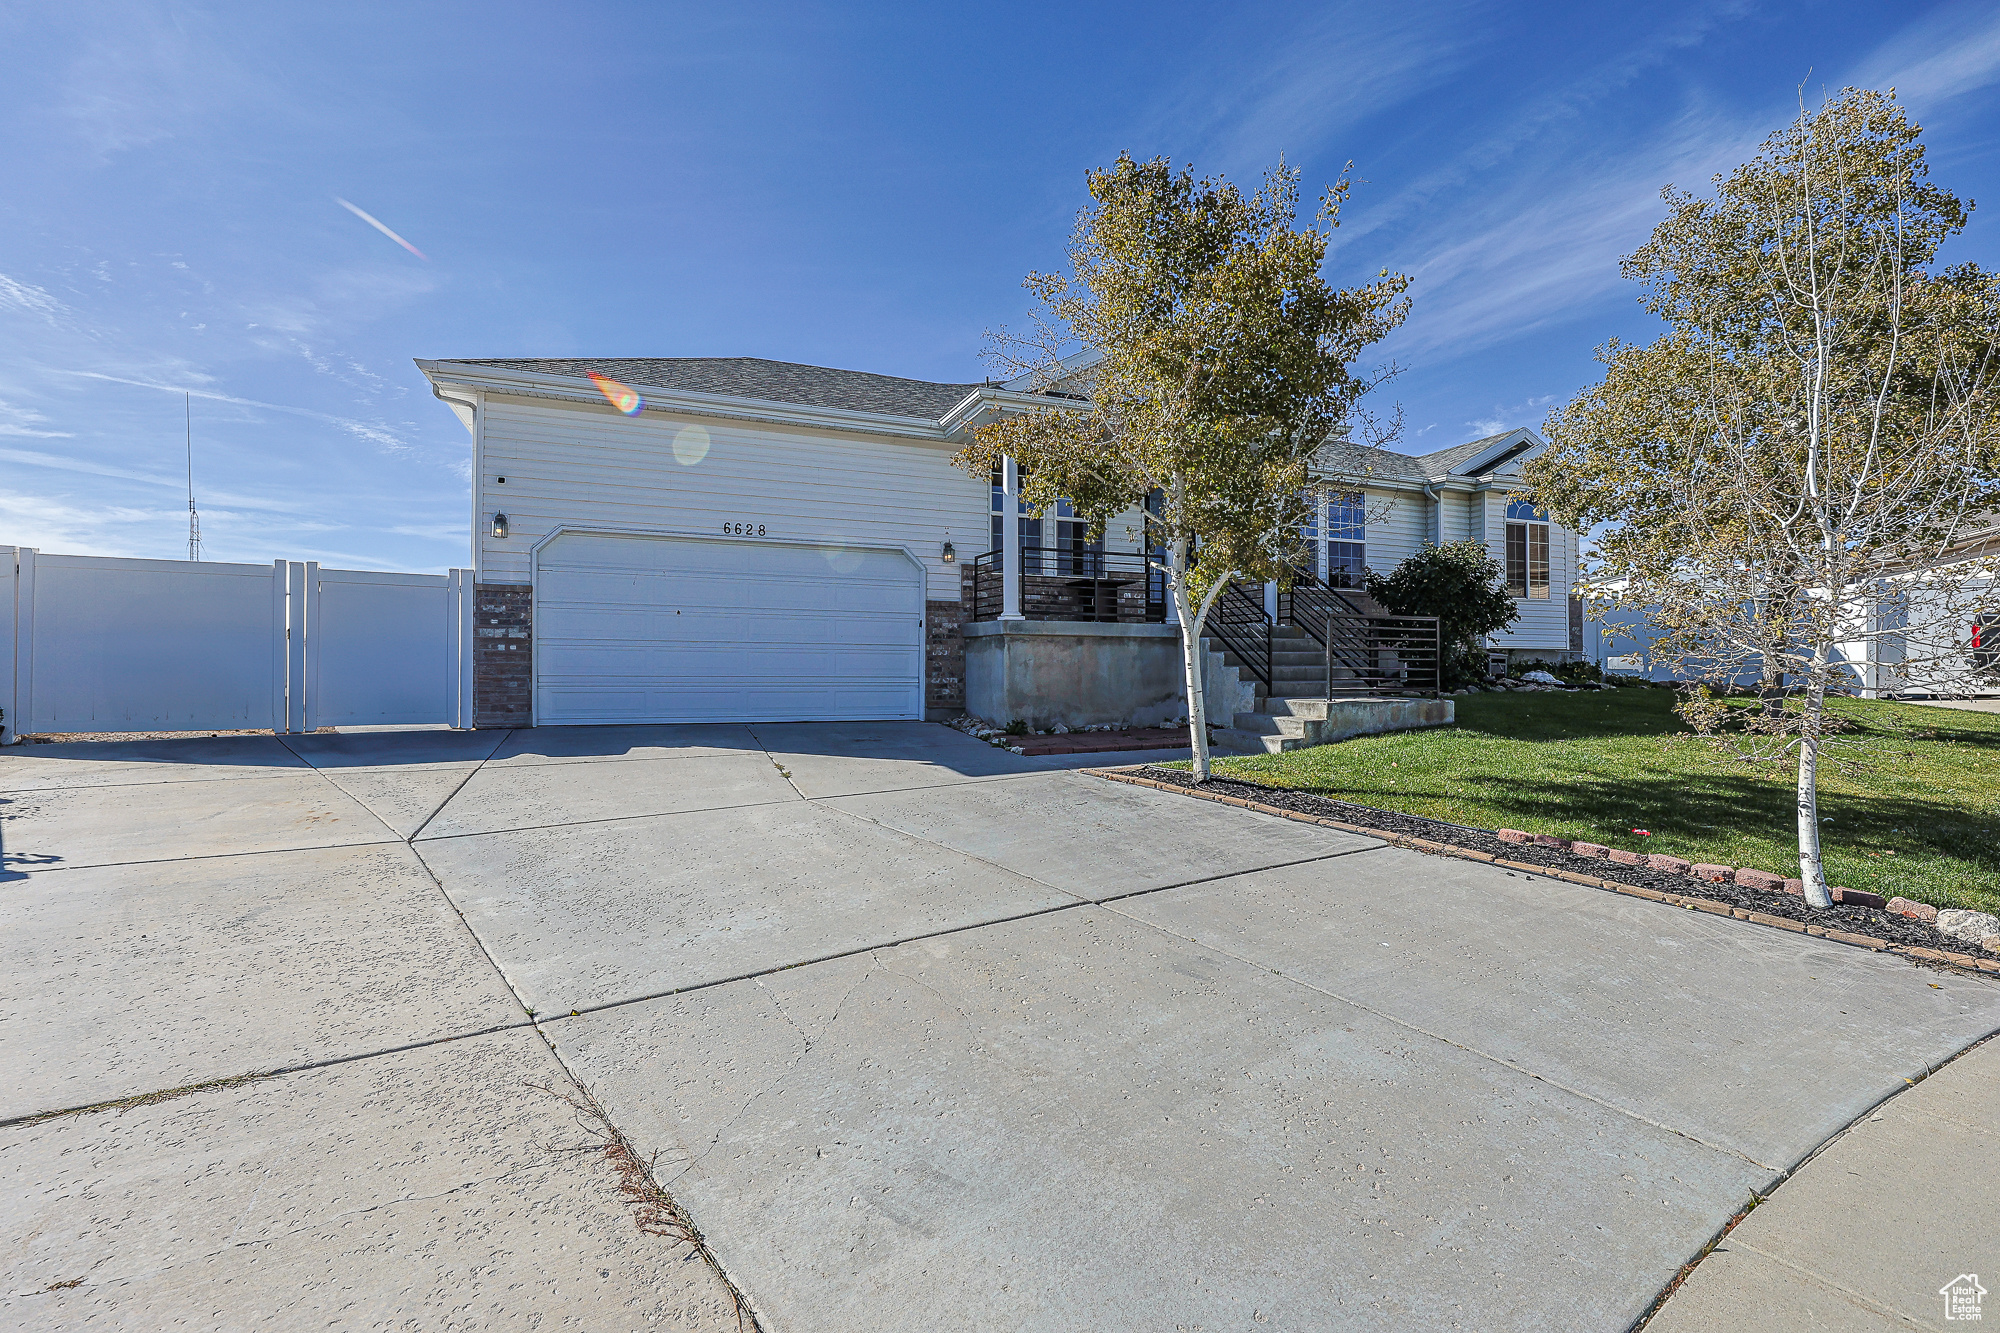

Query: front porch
[962,546,1450,749]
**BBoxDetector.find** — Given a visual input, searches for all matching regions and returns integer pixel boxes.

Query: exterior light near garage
[491,512,509,539]
[941,538,956,563]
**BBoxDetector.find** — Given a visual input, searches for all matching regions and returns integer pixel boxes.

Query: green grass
[1180,689,2000,915]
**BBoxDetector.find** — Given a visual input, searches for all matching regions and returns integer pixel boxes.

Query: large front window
[1304,491,1366,587]
[1505,499,1550,600]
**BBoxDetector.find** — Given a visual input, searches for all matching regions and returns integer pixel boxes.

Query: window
[990,462,1101,574]
[1304,491,1366,587]
[1505,498,1550,600]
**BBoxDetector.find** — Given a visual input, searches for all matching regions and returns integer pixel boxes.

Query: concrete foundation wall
[965,622,1195,730]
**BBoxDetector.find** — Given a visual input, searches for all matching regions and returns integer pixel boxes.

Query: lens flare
[333,198,427,260]
[586,370,645,416]
[673,423,711,465]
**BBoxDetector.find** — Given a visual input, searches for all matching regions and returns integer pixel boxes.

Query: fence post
[452,568,475,728]
[286,562,308,733]
[11,548,35,742]
[302,562,321,732]
[270,560,288,732]
[1,548,23,744]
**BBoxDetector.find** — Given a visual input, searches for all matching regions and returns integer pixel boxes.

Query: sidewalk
[1648,1034,1998,1331]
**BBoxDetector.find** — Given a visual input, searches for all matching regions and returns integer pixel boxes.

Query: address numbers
[721,522,767,536]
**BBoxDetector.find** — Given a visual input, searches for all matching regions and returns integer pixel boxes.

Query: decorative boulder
[1886,897,1938,922]
[1935,909,2000,944]
[1521,670,1562,684]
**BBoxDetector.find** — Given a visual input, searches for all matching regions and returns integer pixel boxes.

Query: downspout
[1421,480,1443,546]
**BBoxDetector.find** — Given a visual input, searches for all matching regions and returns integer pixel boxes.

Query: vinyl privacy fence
[0,548,474,743]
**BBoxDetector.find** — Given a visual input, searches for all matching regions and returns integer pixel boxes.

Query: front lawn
[1187,690,2000,915]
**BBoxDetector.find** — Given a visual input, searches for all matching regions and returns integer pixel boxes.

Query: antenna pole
[186,392,202,561]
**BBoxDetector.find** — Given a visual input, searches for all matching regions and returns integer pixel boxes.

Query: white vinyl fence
[0,548,472,743]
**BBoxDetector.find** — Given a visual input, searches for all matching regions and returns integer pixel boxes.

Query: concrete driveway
[5,722,1997,1331]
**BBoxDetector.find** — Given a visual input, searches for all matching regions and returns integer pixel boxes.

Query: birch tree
[1527,89,2000,907]
[955,153,1408,779]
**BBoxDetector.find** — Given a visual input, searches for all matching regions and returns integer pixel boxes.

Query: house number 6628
[722,522,766,536]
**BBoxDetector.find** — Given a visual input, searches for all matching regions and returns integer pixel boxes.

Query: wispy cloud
[1854,0,2000,108]
[0,273,69,324]
[0,398,74,438]
[1139,3,1484,174]
[61,371,417,455]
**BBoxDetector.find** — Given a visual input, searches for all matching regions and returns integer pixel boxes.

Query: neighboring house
[1587,513,1999,698]
[415,354,1583,729]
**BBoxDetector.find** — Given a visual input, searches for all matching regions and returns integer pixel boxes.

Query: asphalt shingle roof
[449,357,986,420]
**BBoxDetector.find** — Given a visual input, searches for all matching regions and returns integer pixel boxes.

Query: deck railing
[969,547,1167,624]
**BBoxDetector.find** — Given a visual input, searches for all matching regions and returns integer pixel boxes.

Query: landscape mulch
[1111,764,1998,973]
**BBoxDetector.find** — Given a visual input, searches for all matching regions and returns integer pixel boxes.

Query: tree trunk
[1794,657,1834,909]
[1175,576,1213,781]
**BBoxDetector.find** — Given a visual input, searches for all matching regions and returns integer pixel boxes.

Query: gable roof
[1316,429,1543,484]
[1415,430,1538,476]
[445,357,986,420]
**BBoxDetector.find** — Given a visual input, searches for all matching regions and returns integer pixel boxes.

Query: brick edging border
[1081,767,2000,978]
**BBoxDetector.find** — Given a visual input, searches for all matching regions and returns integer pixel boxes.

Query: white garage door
[533,532,925,725]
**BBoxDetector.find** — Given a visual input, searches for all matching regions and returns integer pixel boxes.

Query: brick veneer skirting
[473,582,532,728]
[925,571,971,713]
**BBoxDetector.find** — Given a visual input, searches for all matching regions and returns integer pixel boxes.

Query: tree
[955,154,1409,779]
[1526,89,2000,907]
[1364,541,1518,688]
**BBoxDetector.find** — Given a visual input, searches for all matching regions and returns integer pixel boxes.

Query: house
[414,354,1585,731]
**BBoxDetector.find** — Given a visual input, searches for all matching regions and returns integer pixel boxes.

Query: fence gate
[0,547,472,743]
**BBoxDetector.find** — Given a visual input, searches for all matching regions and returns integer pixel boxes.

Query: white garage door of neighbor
[533,532,926,725]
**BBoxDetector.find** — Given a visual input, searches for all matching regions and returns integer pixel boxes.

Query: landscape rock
[1886,897,1937,922]
[1570,842,1608,858]
[1829,887,1886,910]
[1607,848,1646,866]
[1935,909,2000,944]
[1690,863,1733,884]
[1985,936,2000,955]
[1648,854,1692,874]
[1497,829,1531,844]
[1521,670,1562,684]
[1784,879,1805,896]
[1533,834,1571,849]
[1734,869,1785,892]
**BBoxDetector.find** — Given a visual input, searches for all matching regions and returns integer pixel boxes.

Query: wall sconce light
[491,513,509,539]
[941,538,956,563]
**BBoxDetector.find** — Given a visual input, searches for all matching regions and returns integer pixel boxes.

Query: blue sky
[4,1,1999,572]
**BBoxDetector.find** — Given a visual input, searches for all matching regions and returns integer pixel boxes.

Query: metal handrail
[1282,566,1442,697]
[1203,581,1274,692]
[969,546,1167,623]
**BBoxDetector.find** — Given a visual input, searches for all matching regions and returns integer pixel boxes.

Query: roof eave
[414,359,960,441]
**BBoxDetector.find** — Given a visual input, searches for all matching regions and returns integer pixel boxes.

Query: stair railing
[1281,567,1442,698]
[1203,580,1274,694]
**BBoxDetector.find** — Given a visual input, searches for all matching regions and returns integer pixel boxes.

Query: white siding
[1361,488,1423,571]
[476,396,988,601]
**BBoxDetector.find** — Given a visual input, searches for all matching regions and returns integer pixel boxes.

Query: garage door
[533,532,925,724]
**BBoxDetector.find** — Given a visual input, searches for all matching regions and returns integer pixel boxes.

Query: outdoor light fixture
[941,539,956,563]
[491,513,509,538]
